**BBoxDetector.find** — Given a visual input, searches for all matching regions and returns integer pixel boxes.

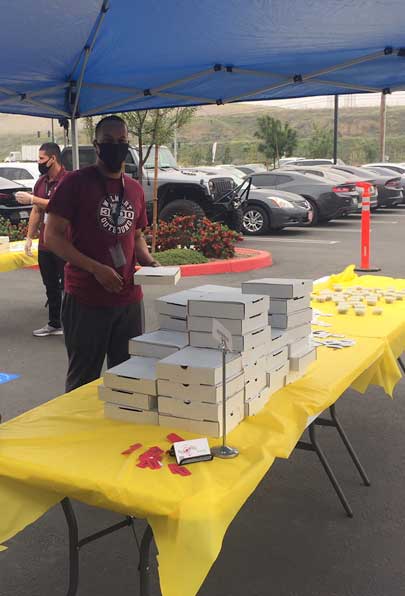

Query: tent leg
[71,119,79,170]
[333,95,339,164]
[139,525,154,596]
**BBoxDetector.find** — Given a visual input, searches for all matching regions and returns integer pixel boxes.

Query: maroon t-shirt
[34,167,66,251]
[47,166,148,307]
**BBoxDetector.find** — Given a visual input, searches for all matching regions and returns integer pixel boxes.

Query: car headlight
[208,180,215,194]
[269,197,295,209]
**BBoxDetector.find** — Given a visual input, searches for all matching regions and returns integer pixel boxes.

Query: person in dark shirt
[46,115,159,392]
[16,142,66,336]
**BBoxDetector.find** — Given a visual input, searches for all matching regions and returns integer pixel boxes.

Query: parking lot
[2,208,405,596]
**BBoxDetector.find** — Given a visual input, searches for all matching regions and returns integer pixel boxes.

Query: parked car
[0,162,39,191]
[281,158,346,166]
[330,165,402,208]
[282,165,378,211]
[249,170,358,224]
[235,164,268,175]
[363,163,405,202]
[242,188,311,235]
[62,145,247,231]
[0,177,32,224]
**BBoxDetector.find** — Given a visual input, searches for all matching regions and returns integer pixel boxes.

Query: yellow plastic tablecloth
[0,240,38,273]
[0,322,402,596]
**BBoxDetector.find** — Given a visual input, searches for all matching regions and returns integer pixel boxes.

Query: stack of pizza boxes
[242,278,316,385]
[0,236,10,254]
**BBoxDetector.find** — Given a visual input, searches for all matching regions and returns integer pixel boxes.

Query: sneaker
[33,324,63,337]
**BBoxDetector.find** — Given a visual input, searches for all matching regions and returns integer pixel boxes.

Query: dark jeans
[62,293,145,392]
[38,249,65,328]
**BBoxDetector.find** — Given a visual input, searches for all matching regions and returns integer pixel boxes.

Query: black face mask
[38,159,52,175]
[97,143,129,173]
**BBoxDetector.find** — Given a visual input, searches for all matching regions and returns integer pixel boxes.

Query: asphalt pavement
[1,208,405,596]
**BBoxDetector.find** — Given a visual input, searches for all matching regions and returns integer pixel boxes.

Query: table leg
[329,404,371,486]
[61,498,80,596]
[139,525,154,596]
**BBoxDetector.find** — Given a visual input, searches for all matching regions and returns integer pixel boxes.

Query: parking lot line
[367,220,398,225]
[245,237,340,245]
[309,227,366,233]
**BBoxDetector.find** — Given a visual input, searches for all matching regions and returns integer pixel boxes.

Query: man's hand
[15,191,33,205]
[93,263,123,293]
[149,259,161,267]
[24,237,33,256]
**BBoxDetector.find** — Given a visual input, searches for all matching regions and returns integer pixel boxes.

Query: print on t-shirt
[98,193,135,236]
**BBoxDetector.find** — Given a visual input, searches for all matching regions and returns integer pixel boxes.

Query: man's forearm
[45,232,100,275]
[135,234,156,266]
[27,206,41,239]
[32,196,49,209]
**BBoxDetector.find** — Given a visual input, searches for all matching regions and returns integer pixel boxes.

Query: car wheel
[242,206,269,235]
[305,199,319,225]
[159,199,205,221]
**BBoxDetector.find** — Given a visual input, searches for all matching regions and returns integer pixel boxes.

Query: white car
[0,162,39,191]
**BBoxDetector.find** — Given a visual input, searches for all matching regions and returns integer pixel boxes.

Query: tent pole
[333,95,339,164]
[379,92,387,161]
[71,119,79,170]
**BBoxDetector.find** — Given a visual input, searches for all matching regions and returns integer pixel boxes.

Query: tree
[361,139,379,163]
[254,115,297,168]
[222,145,232,164]
[304,124,333,158]
[119,107,196,185]
[83,117,95,143]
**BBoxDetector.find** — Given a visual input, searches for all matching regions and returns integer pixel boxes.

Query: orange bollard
[354,182,380,272]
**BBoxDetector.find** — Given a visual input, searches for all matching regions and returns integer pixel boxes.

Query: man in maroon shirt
[16,143,66,336]
[45,115,159,392]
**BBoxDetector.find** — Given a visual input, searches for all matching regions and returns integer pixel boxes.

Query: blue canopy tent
[1,0,405,166]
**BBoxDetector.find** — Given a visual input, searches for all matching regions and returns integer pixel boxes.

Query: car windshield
[143,146,178,169]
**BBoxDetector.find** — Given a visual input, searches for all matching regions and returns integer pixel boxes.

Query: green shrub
[0,216,29,242]
[155,248,209,266]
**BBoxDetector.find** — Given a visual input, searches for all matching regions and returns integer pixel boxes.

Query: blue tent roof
[1,0,405,118]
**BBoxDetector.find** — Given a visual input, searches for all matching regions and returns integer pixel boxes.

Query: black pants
[62,293,145,392]
[38,249,65,328]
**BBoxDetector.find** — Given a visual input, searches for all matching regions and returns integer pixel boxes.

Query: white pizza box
[157,346,242,385]
[134,266,181,286]
[104,402,159,425]
[0,236,9,245]
[241,340,271,368]
[192,284,241,294]
[157,289,208,318]
[286,323,312,343]
[159,393,245,438]
[286,369,306,385]
[189,325,269,353]
[157,372,245,404]
[266,346,289,371]
[242,278,313,299]
[159,314,188,332]
[245,370,267,401]
[104,356,159,395]
[266,361,289,393]
[158,389,244,422]
[269,294,311,315]
[187,311,268,336]
[289,347,317,373]
[98,385,157,410]
[269,308,312,330]
[288,336,312,358]
[243,355,267,380]
[270,328,289,353]
[188,292,269,320]
[245,386,271,417]
[129,330,188,359]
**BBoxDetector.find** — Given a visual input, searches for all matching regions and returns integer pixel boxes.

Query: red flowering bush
[145,215,242,259]
[0,216,29,242]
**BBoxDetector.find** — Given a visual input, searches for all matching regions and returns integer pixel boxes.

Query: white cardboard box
[188,292,269,320]
[192,284,241,294]
[159,392,245,438]
[157,289,206,318]
[157,372,245,404]
[134,266,181,286]
[104,402,159,425]
[244,370,267,401]
[245,387,271,417]
[270,328,289,352]
[104,357,159,395]
[189,325,269,353]
[157,346,242,385]
[158,390,244,422]
[288,336,312,358]
[269,308,312,330]
[187,311,268,335]
[98,385,157,410]
[159,314,188,332]
[242,278,313,299]
[269,295,311,315]
[266,362,289,393]
[286,323,312,343]
[289,347,317,372]
[266,346,289,371]
[129,330,188,359]
[244,355,267,379]
[241,340,270,368]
